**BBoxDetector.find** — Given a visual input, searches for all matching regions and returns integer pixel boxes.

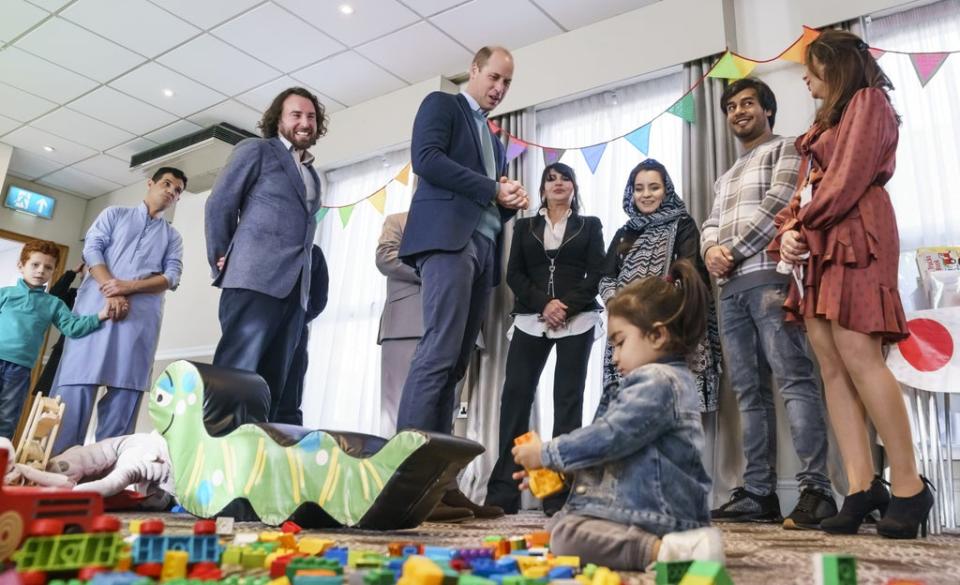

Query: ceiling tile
[39,166,121,198]
[110,62,226,117]
[61,0,199,57]
[144,119,203,144]
[533,0,659,29]
[0,47,98,103]
[212,3,343,73]
[16,17,145,82]
[148,0,264,30]
[106,137,158,163]
[0,0,48,43]
[274,0,419,46]
[157,34,280,95]
[401,0,470,17]
[32,107,135,151]
[69,86,178,135]
[0,115,20,136]
[430,0,562,52]
[0,82,57,122]
[187,100,261,134]
[6,147,63,180]
[291,52,405,106]
[356,22,471,83]
[2,126,97,165]
[235,76,345,116]
[70,154,143,186]
[24,0,70,12]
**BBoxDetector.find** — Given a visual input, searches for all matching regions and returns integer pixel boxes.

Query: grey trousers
[548,513,659,571]
[380,337,419,437]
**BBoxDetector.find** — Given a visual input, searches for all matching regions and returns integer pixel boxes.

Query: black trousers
[213,286,305,423]
[485,326,594,512]
[276,323,310,425]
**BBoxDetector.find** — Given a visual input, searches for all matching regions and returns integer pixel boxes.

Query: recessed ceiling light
[339,4,354,15]
[162,88,175,98]
[43,145,55,152]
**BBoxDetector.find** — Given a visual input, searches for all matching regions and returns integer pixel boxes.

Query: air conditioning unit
[129,123,257,192]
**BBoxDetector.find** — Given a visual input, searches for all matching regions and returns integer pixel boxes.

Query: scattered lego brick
[677,561,732,585]
[813,554,857,585]
[655,560,694,585]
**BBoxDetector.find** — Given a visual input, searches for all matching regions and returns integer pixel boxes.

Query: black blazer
[507,213,605,315]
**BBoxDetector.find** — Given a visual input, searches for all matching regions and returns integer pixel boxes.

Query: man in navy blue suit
[398,46,529,521]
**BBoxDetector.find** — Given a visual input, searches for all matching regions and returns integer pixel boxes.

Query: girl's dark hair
[606,259,708,356]
[538,162,580,212]
[806,29,899,128]
[258,87,329,139]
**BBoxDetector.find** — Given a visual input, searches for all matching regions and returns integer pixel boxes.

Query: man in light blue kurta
[52,168,187,455]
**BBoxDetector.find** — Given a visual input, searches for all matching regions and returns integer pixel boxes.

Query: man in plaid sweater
[701,78,835,530]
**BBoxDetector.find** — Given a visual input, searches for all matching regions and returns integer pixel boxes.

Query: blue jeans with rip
[719,283,831,496]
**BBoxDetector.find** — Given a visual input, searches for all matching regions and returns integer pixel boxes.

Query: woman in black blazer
[484,162,605,515]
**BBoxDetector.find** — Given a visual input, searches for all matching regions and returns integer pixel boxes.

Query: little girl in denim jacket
[512,259,723,571]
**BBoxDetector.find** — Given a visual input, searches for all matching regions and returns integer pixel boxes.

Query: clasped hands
[99,278,132,321]
[541,299,568,330]
[496,176,529,210]
[779,230,809,264]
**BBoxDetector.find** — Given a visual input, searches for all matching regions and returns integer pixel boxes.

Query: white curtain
[531,71,685,438]
[301,149,412,433]
[866,0,960,251]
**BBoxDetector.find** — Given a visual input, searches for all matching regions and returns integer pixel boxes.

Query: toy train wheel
[91,515,121,533]
[139,519,165,535]
[20,571,46,585]
[193,519,216,535]
[28,519,64,537]
[0,511,24,561]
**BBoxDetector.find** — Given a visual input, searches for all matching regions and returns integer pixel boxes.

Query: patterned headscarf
[622,158,689,233]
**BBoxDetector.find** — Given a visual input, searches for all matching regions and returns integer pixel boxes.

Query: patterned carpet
[126,511,960,584]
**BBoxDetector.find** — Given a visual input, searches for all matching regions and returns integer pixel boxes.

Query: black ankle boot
[821,476,890,535]
[876,476,935,539]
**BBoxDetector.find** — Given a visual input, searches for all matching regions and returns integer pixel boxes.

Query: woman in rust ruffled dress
[771,30,932,539]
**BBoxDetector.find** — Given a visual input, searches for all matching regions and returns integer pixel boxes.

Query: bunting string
[319,25,959,227]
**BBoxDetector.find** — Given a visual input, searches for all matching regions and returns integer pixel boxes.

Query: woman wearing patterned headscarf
[599,159,722,413]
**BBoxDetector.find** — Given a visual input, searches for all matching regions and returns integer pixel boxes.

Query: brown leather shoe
[426,501,474,523]
[443,488,505,519]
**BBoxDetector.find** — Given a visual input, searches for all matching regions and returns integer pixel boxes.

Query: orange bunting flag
[395,163,411,186]
[781,26,821,64]
[368,187,387,214]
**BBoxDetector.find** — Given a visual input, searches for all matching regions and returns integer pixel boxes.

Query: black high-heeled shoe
[820,476,890,534]
[877,476,935,539]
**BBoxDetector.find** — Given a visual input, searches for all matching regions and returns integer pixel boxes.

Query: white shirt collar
[460,90,486,117]
[278,134,315,165]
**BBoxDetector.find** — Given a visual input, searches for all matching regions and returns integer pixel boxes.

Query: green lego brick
[457,576,496,585]
[286,556,344,580]
[678,561,732,585]
[582,564,599,578]
[655,560,694,585]
[13,534,124,571]
[222,546,244,565]
[814,554,857,585]
[241,549,268,569]
[362,568,397,585]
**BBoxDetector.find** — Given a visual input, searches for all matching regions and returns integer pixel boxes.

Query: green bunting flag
[667,93,696,123]
[315,207,329,222]
[338,204,355,227]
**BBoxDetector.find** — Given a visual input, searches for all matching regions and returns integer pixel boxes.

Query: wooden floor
[129,511,960,584]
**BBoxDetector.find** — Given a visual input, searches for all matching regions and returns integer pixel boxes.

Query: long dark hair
[538,162,580,213]
[605,259,707,356]
[258,87,329,139]
[806,30,899,128]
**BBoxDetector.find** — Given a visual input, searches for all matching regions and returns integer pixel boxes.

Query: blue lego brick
[324,547,349,567]
[89,572,146,585]
[131,534,223,564]
[547,567,575,580]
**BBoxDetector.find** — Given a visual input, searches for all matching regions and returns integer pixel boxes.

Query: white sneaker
[657,527,725,564]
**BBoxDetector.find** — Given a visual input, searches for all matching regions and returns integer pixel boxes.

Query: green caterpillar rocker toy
[149,360,483,530]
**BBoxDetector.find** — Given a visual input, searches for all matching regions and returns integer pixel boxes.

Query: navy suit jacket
[399,92,515,279]
[205,137,321,305]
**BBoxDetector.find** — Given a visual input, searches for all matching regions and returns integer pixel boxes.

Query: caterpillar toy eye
[155,389,173,405]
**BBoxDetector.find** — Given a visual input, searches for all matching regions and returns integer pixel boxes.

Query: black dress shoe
[444,488,504,519]
[821,476,890,535]
[426,501,474,523]
[877,476,935,539]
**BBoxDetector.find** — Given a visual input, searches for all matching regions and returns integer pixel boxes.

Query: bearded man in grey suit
[205,87,326,422]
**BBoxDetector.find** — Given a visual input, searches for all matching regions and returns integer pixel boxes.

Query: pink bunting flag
[868,47,885,60]
[910,52,950,87]
[506,137,528,163]
[543,148,565,166]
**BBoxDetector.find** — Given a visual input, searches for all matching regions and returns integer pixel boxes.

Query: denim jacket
[541,358,711,536]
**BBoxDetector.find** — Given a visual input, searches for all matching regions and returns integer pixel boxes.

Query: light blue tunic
[55,203,183,391]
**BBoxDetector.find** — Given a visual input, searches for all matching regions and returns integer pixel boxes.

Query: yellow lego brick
[260,532,284,542]
[298,538,334,556]
[514,557,547,571]
[128,520,142,534]
[161,550,189,581]
[116,554,132,572]
[552,556,581,568]
[269,577,291,585]
[522,566,549,579]
[676,577,712,585]
[575,576,591,585]
[398,556,443,585]
[591,567,621,585]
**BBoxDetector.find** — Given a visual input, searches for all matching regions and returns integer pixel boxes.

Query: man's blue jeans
[719,283,832,496]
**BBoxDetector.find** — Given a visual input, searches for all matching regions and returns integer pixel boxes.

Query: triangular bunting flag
[868,47,886,60]
[581,143,607,174]
[624,124,651,156]
[910,52,949,87]
[338,204,355,227]
[487,119,502,134]
[395,163,411,186]
[781,26,821,64]
[708,52,757,79]
[667,93,696,123]
[315,207,329,222]
[543,148,565,166]
[506,137,528,163]
[368,187,387,214]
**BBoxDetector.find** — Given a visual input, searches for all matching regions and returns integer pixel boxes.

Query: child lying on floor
[512,259,724,571]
